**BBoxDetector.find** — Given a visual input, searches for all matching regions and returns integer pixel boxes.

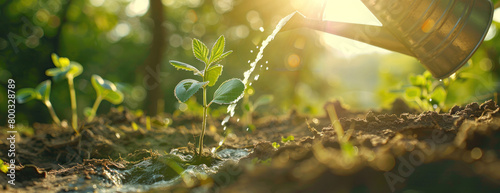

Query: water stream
[221,11,297,126]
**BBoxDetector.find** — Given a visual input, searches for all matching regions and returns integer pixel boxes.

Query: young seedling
[170,35,245,156]
[46,53,83,134]
[405,71,447,111]
[16,80,61,126]
[85,75,124,122]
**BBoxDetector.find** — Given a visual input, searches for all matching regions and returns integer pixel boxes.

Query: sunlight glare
[89,0,105,7]
[126,0,150,17]
[320,0,391,57]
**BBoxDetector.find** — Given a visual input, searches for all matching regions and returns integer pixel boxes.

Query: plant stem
[199,86,208,156]
[198,64,209,156]
[44,100,61,126]
[88,96,102,122]
[68,76,79,134]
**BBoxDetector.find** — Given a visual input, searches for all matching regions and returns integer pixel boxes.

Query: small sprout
[281,135,295,143]
[132,122,139,131]
[272,142,280,149]
[87,75,124,122]
[0,159,9,173]
[46,53,83,134]
[16,80,61,126]
[169,35,244,156]
[404,71,448,111]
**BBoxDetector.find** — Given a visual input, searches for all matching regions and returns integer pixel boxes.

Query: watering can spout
[281,12,415,57]
[282,0,493,79]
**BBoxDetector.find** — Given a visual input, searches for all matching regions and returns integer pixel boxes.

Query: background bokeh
[1,0,500,125]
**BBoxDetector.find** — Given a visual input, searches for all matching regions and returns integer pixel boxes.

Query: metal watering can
[282,0,493,79]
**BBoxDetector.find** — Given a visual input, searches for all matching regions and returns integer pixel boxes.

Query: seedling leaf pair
[16,80,61,125]
[91,75,124,105]
[192,36,233,67]
[87,75,124,121]
[46,54,83,81]
[17,80,51,104]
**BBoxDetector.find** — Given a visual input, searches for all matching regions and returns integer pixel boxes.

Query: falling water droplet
[246,128,249,131]
[256,46,259,49]
[236,118,240,122]
[254,75,260,81]
[249,83,253,86]
[265,61,269,64]
[250,50,253,53]
[222,116,230,126]
[223,126,227,130]
[433,104,438,109]
[429,99,433,102]
[221,12,296,128]
[260,65,263,68]
[439,79,443,82]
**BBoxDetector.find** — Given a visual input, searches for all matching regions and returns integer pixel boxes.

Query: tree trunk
[144,0,166,116]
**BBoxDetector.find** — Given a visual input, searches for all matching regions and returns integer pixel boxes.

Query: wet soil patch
[1,100,500,192]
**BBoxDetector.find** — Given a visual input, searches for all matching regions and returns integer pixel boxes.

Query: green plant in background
[242,85,274,131]
[0,159,8,173]
[46,53,83,134]
[16,80,61,126]
[170,35,245,156]
[404,71,447,111]
[85,75,124,121]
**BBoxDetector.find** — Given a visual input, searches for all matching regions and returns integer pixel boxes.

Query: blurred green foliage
[2,0,500,126]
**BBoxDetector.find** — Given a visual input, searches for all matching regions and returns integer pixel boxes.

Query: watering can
[281,0,493,79]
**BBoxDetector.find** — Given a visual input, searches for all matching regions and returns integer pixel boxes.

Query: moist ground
[1,99,499,192]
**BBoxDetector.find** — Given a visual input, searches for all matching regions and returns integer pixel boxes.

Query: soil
[1,99,500,192]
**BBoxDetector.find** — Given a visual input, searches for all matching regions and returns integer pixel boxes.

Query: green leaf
[104,89,124,105]
[169,60,202,76]
[84,107,92,117]
[67,62,83,78]
[51,53,70,68]
[213,51,232,64]
[211,78,245,104]
[244,103,252,111]
[175,79,208,103]
[16,88,36,103]
[192,38,209,64]
[45,67,67,82]
[281,135,294,143]
[404,87,421,100]
[35,80,51,101]
[431,86,447,104]
[206,65,223,87]
[254,95,274,109]
[409,75,426,86]
[91,75,124,105]
[209,36,225,65]
[0,160,7,173]
[272,142,280,149]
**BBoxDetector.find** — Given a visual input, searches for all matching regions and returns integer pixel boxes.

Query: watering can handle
[281,12,415,57]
